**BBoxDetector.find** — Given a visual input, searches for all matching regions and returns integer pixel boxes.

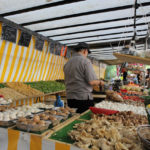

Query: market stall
[43,107,149,150]
[0,0,150,149]
[0,101,80,150]
[0,82,149,150]
[0,55,148,150]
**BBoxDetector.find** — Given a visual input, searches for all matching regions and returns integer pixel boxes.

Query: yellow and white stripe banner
[12,96,44,107]
[0,128,81,150]
[0,22,67,83]
[0,21,104,82]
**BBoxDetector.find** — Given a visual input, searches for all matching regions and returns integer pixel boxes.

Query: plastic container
[137,125,150,150]
[16,121,50,132]
[120,89,127,93]
[89,107,119,115]
[0,120,15,127]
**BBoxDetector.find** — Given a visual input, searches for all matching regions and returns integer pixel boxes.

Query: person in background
[133,74,138,84]
[123,68,128,85]
[120,73,123,81]
[146,69,150,79]
[146,69,150,88]
[140,71,145,86]
[137,71,141,84]
[63,42,104,113]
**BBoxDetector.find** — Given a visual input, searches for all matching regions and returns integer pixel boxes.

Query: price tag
[2,23,17,43]
[18,32,31,47]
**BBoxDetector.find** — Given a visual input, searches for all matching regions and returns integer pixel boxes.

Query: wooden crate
[8,113,80,138]
[44,111,90,139]
[114,53,150,65]
[93,94,106,99]
[44,114,80,139]
[10,125,53,137]
[43,115,83,150]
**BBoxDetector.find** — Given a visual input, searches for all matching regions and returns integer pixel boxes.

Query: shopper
[133,75,138,84]
[140,71,145,86]
[146,69,150,79]
[123,68,128,85]
[63,42,104,113]
[137,71,141,84]
[146,69,150,88]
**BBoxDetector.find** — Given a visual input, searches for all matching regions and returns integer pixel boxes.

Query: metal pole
[132,0,138,43]
[145,23,150,50]
[99,61,100,80]
[144,65,146,90]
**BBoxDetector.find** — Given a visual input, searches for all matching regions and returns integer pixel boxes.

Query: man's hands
[89,80,104,86]
[99,80,104,86]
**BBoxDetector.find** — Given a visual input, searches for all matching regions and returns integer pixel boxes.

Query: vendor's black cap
[74,42,91,53]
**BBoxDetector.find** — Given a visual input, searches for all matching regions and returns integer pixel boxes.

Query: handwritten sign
[2,24,17,43]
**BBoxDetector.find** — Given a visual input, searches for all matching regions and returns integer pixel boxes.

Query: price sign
[2,24,17,43]
[50,40,55,54]
[18,31,31,47]
[35,38,44,51]
[55,42,61,55]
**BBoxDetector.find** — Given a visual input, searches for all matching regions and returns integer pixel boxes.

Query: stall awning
[0,0,150,60]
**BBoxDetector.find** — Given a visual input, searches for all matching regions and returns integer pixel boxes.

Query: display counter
[10,90,66,107]
[0,106,149,150]
[0,112,80,150]
[0,127,80,150]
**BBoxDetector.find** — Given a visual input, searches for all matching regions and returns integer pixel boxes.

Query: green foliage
[50,120,84,144]
[0,83,6,88]
[25,81,65,93]
[79,110,92,120]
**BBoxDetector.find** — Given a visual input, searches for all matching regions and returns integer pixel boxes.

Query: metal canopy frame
[1,0,86,17]
[45,23,148,37]
[0,0,150,61]
[35,17,139,33]
[64,34,147,45]
[17,2,150,26]
[56,29,147,42]
[19,4,138,26]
